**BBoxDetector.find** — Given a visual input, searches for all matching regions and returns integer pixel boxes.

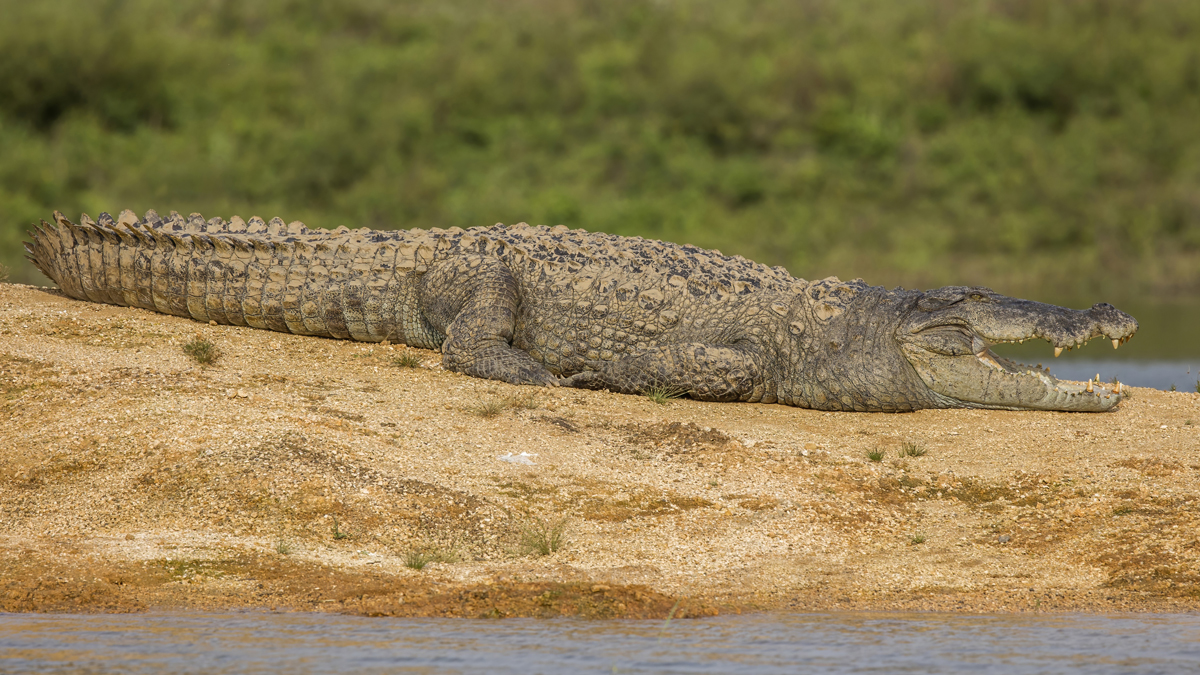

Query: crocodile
[25,210,1137,412]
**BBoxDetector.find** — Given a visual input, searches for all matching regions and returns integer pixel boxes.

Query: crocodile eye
[969,293,984,301]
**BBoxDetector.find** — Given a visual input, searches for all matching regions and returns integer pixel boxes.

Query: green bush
[2,0,1198,300]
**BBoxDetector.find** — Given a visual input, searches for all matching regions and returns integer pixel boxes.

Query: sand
[2,282,1198,618]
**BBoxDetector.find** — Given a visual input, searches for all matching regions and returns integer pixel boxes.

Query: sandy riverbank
[2,282,1198,618]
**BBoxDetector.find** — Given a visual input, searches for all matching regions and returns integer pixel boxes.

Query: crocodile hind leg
[418,256,559,386]
[562,343,771,402]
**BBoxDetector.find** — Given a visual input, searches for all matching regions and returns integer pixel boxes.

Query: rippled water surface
[2,612,1199,674]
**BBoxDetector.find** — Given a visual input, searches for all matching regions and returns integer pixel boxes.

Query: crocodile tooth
[1086,380,1093,392]
[1112,339,1119,349]
[1054,347,1063,357]
[1115,382,1122,394]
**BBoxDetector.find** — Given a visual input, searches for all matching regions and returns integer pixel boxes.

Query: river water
[2,611,1199,674]
[989,299,1200,392]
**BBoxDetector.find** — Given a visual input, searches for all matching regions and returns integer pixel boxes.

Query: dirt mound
[2,282,1199,615]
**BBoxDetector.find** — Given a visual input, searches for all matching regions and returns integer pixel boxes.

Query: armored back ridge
[26,209,1138,412]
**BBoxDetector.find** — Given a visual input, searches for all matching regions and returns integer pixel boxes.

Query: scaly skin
[24,210,1138,412]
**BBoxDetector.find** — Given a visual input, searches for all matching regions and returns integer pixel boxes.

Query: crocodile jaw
[897,289,1138,412]
[902,340,1125,411]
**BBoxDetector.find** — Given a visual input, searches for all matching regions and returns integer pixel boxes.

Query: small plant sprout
[645,385,685,405]
[867,448,885,462]
[910,534,926,545]
[392,352,424,368]
[182,336,220,365]
[276,540,293,555]
[516,514,570,557]
[0,262,9,282]
[331,516,350,540]
[902,442,927,457]
[1170,384,1177,392]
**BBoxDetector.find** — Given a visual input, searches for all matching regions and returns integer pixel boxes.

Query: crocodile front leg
[418,256,559,386]
[562,343,771,402]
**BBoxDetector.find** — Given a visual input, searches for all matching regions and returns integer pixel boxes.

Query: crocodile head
[896,286,1138,411]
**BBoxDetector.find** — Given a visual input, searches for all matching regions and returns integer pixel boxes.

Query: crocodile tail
[24,221,56,287]
[25,211,106,304]
[23,209,426,344]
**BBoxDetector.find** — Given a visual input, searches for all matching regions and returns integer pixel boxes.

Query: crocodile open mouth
[894,292,1139,411]
[972,333,1126,399]
[901,320,1135,411]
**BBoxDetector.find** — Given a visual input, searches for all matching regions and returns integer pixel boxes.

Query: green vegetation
[867,448,886,462]
[275,540,293,555]
[181,337,220,366]
[645,386,685,405]
[391,352,424,368]
[404,550,431,570]
[515,514,570,557]
[2,0,1199,299]
[910,534,927,545]
[331,516,350,540]
[901,442,927,458]
[404,546,458,570]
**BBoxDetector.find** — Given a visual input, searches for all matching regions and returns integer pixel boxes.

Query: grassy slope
[1,0,1198,299]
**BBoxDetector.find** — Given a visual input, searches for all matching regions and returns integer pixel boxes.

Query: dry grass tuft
[404,546,458,570]
[506,390,545,410]
[579,486,713,522]
[1113,456,1183,477]
[468,391,544,417]
[469,397,509,418]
